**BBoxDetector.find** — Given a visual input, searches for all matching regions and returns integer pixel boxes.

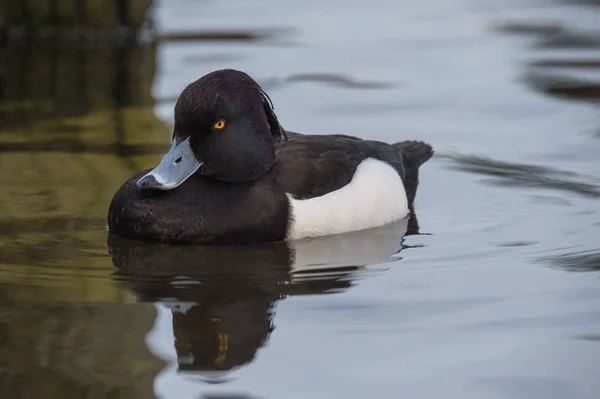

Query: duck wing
[274,132,405,200]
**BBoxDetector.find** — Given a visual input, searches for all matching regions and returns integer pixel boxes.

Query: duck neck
[206,139,276,184]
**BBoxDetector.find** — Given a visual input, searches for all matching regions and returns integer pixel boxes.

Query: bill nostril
[174,156,183,164]
[136,175,158,189]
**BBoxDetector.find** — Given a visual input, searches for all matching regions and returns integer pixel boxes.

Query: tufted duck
[107,69,434,245]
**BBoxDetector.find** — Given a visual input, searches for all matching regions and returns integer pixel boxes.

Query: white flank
[287,158,409,240]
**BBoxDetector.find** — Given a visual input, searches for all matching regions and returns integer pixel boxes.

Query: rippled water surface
[1,0,600,398]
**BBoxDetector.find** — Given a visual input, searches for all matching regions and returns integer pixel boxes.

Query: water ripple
[493,22,600,49]
[535,249,600,272]
[157,27,297,45]
[260,73,397,91]
[440,153,600,198]
[522,72,600,103]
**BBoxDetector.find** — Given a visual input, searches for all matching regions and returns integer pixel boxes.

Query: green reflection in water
[0,38,170,398]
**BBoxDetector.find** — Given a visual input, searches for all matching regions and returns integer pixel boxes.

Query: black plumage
[107,69,433,245]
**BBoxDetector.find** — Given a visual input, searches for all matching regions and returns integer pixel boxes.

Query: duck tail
[392,140,434,210]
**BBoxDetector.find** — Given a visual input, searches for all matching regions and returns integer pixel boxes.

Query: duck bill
[136,138,202,190]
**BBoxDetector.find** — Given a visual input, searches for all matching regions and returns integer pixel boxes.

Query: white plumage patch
[286,158,409,240]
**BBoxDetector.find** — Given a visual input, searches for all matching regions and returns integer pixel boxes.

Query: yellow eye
[214,120,226,129]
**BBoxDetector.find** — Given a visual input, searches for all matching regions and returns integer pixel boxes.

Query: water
[1,0,600,398]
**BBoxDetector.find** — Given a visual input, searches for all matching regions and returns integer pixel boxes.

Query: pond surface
[1,0,600,398]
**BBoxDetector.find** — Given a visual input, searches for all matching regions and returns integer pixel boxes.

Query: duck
[107,69,434,245]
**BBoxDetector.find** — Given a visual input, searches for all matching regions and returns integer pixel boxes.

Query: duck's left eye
[214,120,226,129]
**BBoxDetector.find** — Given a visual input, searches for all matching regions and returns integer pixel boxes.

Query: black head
[137,69,286,190]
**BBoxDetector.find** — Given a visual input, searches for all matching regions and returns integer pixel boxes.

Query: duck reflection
[108,213,420,377]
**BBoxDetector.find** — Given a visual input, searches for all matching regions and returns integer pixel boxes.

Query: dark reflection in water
[108,215,419,379]
[535,249,600,272]
[0,213,419,397]
[493,22,600,49]
[440,154,600,199]
[261,73,397,91]
[580,334,600,342]
[522,72,600,103]
[443,0,600,206]
[529,60,600,69]
[158,28,296,44]
[494,10,600,105]
[155,72,396,108]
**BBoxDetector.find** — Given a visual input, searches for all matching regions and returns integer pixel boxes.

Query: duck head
[137,69,286,190]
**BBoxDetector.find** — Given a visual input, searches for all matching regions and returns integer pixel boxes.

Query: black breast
[108,168,290,245]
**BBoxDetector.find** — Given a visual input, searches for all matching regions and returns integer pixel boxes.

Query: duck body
[107,70,433,245]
